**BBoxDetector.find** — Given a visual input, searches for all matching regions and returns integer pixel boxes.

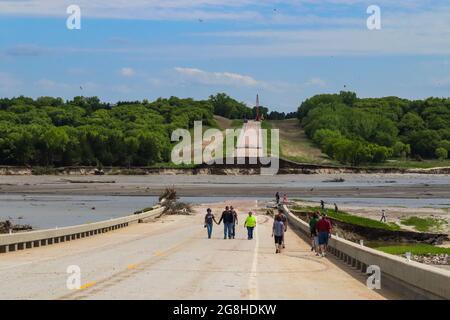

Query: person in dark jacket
[230,206,238,239]
[218,206,234,239]
[204,208,217,239]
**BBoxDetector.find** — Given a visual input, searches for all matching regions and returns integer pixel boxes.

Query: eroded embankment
[292,211,449,245]
[1,161,450,176]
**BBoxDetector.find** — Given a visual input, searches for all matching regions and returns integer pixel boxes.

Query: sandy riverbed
[1,173,450,198]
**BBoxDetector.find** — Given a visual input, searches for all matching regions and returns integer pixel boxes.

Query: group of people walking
[204,205,289,254]
[309,211,333,257]
[204,206,257,240]
[203,194,387,258]
[275,192,289,205]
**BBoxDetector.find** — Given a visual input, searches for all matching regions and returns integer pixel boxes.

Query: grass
[373,159,450,169]
[375,244,450,257]
[267,119,335,165]
[261,120,272,155]
[230,119,244,128]
[133,207,154,214]
[31,167,60,175]
[149,162,199,169]
[400,217,448,232]
[213,115,233,131]
[292,205,401,231]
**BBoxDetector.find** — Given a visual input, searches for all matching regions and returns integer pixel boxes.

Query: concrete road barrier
[282,205,450,300]
[0,206,164,254]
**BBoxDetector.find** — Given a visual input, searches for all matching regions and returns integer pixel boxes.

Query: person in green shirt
[244,211,257,240]
[309,211,320,254]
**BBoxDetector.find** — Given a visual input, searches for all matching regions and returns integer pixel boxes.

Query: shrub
[435,147,448,160]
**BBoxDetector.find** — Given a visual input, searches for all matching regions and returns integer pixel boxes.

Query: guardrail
[0,205,165,254]
[281,205,450,300]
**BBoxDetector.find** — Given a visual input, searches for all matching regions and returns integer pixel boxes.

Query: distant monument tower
[255,94,261,121]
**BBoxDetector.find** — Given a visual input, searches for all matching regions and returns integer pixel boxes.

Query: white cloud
[0,72,20,92]
[0,0,262,21]
[66,68,88,76]
[174,67,260,86]
[0,0,444,22]
[114,84,132,93]
[3,2,450,58]
[36,79,98,93]
[5,44,44,57]
[305,77,327,87]
[120,67,136,77]
[36,79,57,88]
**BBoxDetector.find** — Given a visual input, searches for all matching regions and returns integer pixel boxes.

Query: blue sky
[1,0,450,112]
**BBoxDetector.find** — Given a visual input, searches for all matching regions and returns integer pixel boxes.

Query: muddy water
[0,194,271,230]
[1,173,449,229]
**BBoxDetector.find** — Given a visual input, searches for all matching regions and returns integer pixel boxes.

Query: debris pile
[159,187,177,202]
[0,220,32,234]
[323,177,345,183]
[410,254,449,265]
[159,187,193,215]
[162,201,193,215]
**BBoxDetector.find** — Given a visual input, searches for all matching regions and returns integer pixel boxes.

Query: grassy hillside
[298,92,450,166]
[292,206,401,231]
[213,115,233,131]
[268,119,335,164]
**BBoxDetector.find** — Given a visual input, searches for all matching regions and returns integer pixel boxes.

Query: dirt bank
[1,174,450,198]
[292,211,448,244]
[1,162,450,176]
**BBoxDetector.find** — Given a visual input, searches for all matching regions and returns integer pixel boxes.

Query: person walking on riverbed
[244,211,257,240]
[272,214,285,254]
[282,194,288,205]
[218,206,234,239]
[204,208,217,239]
[380,209,387,222]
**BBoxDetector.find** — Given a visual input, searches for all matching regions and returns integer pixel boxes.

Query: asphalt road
[0,200,397,300]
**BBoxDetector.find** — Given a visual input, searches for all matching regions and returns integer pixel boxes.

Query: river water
[1,193,449,230]
[0,194,273,229]
[0,173,449,230]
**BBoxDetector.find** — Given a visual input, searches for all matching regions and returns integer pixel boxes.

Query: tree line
[0,93,296,167]
[0,96,215,167]
[298,92,450,165]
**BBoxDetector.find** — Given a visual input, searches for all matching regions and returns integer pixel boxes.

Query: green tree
[435,147,448,160]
